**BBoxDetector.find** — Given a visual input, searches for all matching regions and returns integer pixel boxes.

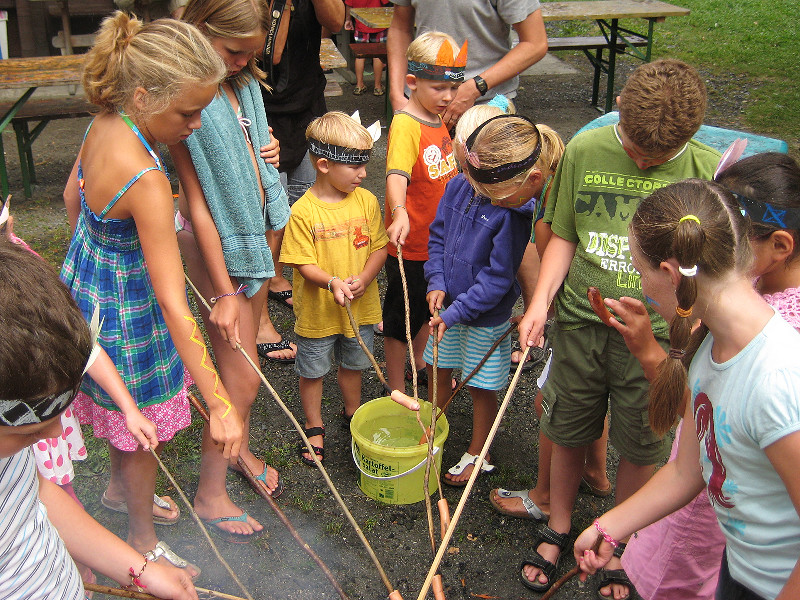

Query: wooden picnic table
[350,0,691,112]
[320,37,347,70]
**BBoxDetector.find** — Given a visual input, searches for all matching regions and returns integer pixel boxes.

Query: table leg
[0,87,36,198]
[605,18,619,114]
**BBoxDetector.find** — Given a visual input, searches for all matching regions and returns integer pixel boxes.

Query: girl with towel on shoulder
[171,0,290,542]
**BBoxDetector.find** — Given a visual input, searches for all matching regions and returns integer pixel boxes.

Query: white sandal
[489,488,548,520]
[144,541,201,579]
[444,452,496,487]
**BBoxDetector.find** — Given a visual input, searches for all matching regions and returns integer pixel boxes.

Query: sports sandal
[101,492,180,525]
[519,525,570,593]
[256,338,296,363]
[596,542,632,600]
[443,452,496,487]
[202,512,262,544]
[489,488,549,521]
[144,541,201,578]
[298,426,325,467]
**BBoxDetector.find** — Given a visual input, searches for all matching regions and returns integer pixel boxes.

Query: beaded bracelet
[594,519,619,549]
[210,283,248,304]
[128,559,148,590]
[327,276,340,292]
[391,205,406,218]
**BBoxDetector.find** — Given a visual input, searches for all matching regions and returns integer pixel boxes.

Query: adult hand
[209,295,241,349]
[441,80,479,129]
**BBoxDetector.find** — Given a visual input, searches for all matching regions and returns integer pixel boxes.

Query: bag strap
[262,0,292,92]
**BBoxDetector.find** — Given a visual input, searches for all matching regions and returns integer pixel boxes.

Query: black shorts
[382,255,430,342]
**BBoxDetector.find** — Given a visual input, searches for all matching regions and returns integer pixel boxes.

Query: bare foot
[195,496,264,537]
[102,489,180,522]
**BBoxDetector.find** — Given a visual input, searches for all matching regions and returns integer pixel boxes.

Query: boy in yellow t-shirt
[280,111,388,466]
[383,31,465,392]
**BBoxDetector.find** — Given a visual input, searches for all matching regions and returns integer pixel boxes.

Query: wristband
[128,558,148,590]
[391,205,406,218]
[210,283,247,303]
[594,519,619,549]
[327,276,340,292]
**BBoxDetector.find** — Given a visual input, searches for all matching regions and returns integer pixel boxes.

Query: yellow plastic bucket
[350,396,449,505]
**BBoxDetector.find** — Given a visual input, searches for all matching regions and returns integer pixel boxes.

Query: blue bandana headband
[407,61,465,82]
[732,192,800,230]
[308,138,372,165]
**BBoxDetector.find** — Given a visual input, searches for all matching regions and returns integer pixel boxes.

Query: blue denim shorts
[295,326,375,379]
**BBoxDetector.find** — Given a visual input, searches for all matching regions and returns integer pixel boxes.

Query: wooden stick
[84,583,248,600]
[415,348,532,600]
[188,395,350,600]
[539,535,603,600]
[343,298,391,394]
[184,274,395,596]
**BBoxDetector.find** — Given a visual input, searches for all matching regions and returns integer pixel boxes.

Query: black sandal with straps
[298,426,325,467]
[519,525,570,593]
[596,542,634,600]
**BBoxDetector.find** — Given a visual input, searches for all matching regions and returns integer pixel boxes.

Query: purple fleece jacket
[425,173,536,329]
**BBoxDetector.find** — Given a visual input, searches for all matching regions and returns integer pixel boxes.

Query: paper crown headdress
[408,39,468,82]
[307,111,381,165]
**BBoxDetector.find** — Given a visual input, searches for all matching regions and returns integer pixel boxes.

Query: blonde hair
[459,111,544,200]
[536,124,565,175]
[181,0,268,88]
[306,111,374,161]
[407,31,460,67]
[83,11,225,117]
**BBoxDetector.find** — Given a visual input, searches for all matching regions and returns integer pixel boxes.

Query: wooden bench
[547,34,649,110]
[52,32,96,55]
[0,95,94,198]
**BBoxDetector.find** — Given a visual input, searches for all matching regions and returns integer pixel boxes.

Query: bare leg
[354,57,366,90]
[584,416,611,492]
[266,228,292,304]
[373,57,385,92]
[256,286,296,361]
[338,366,363,418]
[299,375,325,462]
[444,386,497,484]
[384,336,408,392]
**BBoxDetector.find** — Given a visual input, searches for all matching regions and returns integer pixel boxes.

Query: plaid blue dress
[60,118,190,450]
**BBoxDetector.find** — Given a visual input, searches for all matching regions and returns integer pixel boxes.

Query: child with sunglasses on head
[424,107,545,486]
[0,239,198,600]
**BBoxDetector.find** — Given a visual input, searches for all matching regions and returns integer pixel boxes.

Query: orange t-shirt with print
[385,112,458,260]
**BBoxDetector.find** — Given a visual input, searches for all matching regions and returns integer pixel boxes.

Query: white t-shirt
[0,448,84,599]
[688,312,800,599]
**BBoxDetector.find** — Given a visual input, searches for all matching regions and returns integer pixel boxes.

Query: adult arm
[441,9,548,127]
[387,4,414,111]
[765,431,800,599]
[170,142,242,349]
[312,0,345,33]
[39,476,198,599]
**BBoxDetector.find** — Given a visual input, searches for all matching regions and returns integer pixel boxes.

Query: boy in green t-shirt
[517,59,721,597]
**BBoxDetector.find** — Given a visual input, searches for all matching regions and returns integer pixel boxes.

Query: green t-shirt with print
[548,124,720,337]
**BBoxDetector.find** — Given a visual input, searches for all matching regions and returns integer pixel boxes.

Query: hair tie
[678,265,698,277]
[668,348,686,359]
[679,215,700,225]
[675,306,693,318]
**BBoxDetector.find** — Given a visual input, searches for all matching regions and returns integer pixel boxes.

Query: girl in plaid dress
[60,13,243,573]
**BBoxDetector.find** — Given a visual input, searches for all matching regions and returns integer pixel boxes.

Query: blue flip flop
[202,512,262,543]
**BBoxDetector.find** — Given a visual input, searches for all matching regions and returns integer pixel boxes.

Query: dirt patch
[11,56,738,600]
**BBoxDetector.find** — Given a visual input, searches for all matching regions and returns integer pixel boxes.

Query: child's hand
[124,411,159,450]
[429,314,447,342]
[346,275,367,299]
[210,295,241,350]
[209,402,243,461]
[259,128,280,168]
[606,296,666,379]
[518,301,547,350]
[330,277,353,307]
[573,526,615,582]
[344,18,354,30]
[138,559,199,600]
[386,208,410,248]
[426,290,445,315]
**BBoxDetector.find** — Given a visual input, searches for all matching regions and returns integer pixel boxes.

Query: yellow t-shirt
[280,187,389,338]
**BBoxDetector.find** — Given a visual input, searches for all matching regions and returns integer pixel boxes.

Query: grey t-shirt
[393,0,541,100]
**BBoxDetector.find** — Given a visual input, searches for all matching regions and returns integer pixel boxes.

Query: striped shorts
[422,322,511,390]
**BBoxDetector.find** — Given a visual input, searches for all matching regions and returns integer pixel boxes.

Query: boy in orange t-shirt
[384,31,464,392]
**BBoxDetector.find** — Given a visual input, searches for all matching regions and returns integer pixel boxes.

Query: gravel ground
[9,53,748,600]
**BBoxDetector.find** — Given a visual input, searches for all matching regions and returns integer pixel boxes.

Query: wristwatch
[472,75,489,96]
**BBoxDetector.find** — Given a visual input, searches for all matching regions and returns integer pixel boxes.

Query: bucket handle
[351,440,440,480]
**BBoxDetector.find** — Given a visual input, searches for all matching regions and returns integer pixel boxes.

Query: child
[574,177,800,600]
[384,31,464,393]
[345,0,390,96]
[425,108,541,485]
[60,12,242,572]
[279,111,387,466]
[172,0,289,542]
[0,239,198,600]
[517,59,721,596]
[615,152,800,600]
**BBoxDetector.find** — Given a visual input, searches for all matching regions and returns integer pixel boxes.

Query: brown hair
[618,59,706,155]
[82,11,225,116]
[0,240,92,402]
[630,179,751,434]
[181,0,269,89]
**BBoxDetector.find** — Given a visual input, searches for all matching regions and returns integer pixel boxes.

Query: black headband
[0,381,81,426]
[464,115,541,185]
[732,192,800,231]
[308,138,372,165]
[407,60,465,82]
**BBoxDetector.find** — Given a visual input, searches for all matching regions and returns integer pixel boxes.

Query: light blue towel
[184,75,290,293]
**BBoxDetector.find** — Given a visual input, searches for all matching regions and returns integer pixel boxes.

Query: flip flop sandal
[443,451,496,487]
[489,488,549,521]
[405,365,428,387]
[519,525,570,593]
[144,541,202,578]
[579,476,613,497]
[268,289,293,307]
[373,87,385,96]
[230,461,284,498]
[256,338,296,363]
[201,513,262,544]
[353,85,367,95]
[101,492,180,525]
[298,426,325,467]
